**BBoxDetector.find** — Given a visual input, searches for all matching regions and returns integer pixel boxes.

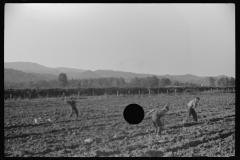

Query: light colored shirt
[187,99,198,109]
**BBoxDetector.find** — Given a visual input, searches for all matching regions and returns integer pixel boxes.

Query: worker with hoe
[64,96,79,119]
[183,97,200,125]
[147,104,170,136]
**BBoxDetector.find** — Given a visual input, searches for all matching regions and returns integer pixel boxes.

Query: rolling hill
[4,68,57,83]
[78,70,101,79]
[4,62,85,79]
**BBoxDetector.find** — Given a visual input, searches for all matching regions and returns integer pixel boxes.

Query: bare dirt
[4,93,235,157]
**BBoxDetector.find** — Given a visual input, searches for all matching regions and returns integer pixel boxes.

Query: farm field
[4,93,235,157]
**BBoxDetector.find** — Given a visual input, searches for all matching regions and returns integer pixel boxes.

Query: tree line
[4,73,235,89]
[209,77,235,87]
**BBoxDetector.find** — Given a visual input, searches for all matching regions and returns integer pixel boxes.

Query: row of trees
[4,73,235,89]
[58,73,202,88]
[209,77,235,87]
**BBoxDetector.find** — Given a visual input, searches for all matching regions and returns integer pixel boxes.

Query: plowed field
[4,93,235,157]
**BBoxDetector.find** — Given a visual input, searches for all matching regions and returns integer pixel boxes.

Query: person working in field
[146,104,170,136]
[183,97,200,125]
[64,96,79,119]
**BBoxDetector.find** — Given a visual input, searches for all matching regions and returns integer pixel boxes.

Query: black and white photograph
[4,3,235,157]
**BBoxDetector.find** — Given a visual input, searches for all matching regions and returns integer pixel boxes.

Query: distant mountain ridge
[4,68,57,83]
[4,62,231,85]
[4,62,85,79]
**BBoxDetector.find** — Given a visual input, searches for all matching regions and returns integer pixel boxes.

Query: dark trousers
[185,107,198,123]
[69,107,79,117]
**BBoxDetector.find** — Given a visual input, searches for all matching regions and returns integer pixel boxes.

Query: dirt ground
[4,93,235,157]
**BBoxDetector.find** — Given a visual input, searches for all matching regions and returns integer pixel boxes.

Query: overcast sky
[5,3,235,77]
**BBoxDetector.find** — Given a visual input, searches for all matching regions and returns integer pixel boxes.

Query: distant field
[4,93,235,157]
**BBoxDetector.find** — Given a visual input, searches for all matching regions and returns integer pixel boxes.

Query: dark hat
[195,97,200,100]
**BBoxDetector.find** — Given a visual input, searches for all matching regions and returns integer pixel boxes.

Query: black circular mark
[123,104,144,125]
